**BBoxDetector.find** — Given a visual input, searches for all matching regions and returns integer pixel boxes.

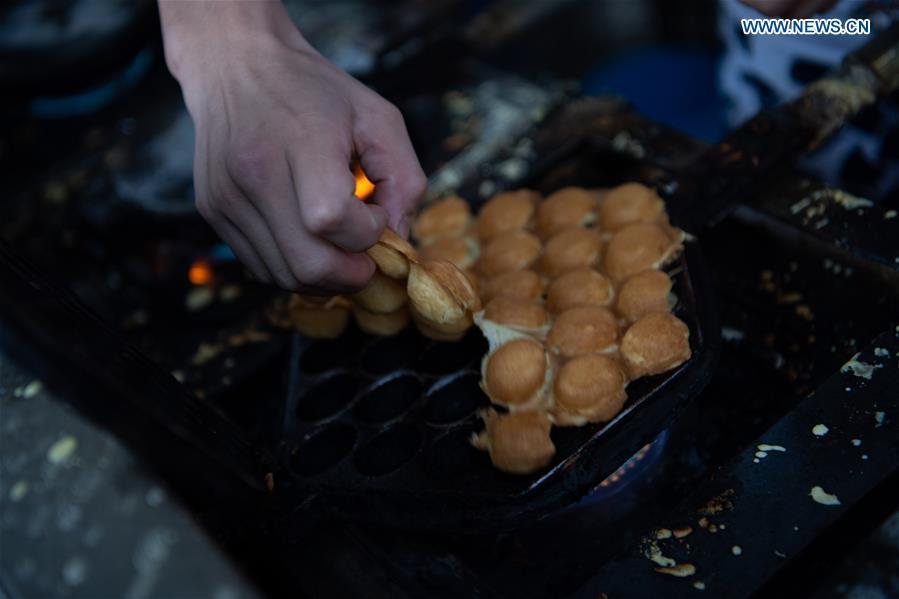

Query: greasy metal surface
[572,329,899,599]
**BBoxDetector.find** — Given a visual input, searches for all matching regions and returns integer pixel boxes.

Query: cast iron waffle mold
[275,242,717,533]
[273,141,719,531]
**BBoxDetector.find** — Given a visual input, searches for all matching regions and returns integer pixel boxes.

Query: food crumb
[655,528,673,540]
[851,439,862,446]
[758,444,786,452]
[874,411,885,427]
[810,485,841,506]
[673,526,693,539]
[643,541,676,567]
[9,481,28,501]
[47,435,78,464]
[774,550,786,558]
[731,545,743,556]
[812,424,829,437]
[654,563,696,578]
[874,347,889,357]
[693,581,706,590]
[698,489,735,515]
[841,353,882,379]
[264,472,274,493]
[22,380,43,398]
[862,454,868,460]
[885,209,897,219]
[698,517,709,529]
[794,304,814,320]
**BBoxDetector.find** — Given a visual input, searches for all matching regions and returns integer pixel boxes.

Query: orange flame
[189,260,214,286]
[353,163,375,201]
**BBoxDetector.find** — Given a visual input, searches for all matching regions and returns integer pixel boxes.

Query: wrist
[157,1,312,86]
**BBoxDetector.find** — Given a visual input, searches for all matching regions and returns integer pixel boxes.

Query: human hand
[740,0,840,18]
[158,1,426,293]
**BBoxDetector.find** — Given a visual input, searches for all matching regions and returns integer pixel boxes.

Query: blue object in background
[582,44,728,142]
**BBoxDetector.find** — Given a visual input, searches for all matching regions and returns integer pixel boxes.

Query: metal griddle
[276,22,899,532]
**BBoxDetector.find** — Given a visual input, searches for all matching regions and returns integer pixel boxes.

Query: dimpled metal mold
[278,242,717,532]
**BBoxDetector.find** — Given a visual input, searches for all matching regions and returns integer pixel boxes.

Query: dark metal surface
[0,240,267,494]
[572,328,899,598]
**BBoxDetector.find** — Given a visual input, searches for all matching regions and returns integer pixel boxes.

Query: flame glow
[188,260,214,286]
[353,163,375,201]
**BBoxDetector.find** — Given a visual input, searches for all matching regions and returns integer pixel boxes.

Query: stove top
[1,10,898,599]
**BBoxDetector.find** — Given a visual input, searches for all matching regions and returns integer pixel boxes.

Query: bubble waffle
[467,184,691,474]
[284,184,691,477]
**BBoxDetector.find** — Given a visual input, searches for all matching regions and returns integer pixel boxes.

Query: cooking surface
[1,5,898,597]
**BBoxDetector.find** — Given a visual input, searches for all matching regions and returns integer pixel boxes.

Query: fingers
[289,144,388,252]
[234,154,378,291]
[354,103,427,237]
[206,190,302,289]
[209,217,273,284]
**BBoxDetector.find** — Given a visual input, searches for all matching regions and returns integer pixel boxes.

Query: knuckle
[303,200,347,236]
[381,103,404,125]
[397,167,427,201]
[294,258,330,288]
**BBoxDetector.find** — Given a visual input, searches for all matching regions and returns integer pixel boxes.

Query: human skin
[158,0,426,293]
[740,0,840,18]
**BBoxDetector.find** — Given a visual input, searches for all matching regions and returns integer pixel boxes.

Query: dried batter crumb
[693,581,706,590]
[810,485,841,506]
[22,380,43,398]
[673,526,693,539]
[698,517,709,529]
[47,435,78,464]
[655,528,673,540]
[732,545,743,556]
[851,438,862,447]
[9,481,28,501]
[874,347,889,357]
[643,541,676,567]
[841,353,882,379]
[699,489,735,515]
[812,424,829,437]
[758,444,786,452]
[874,411,885,427]
[795,305,814,320]
[654,563,696,578]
